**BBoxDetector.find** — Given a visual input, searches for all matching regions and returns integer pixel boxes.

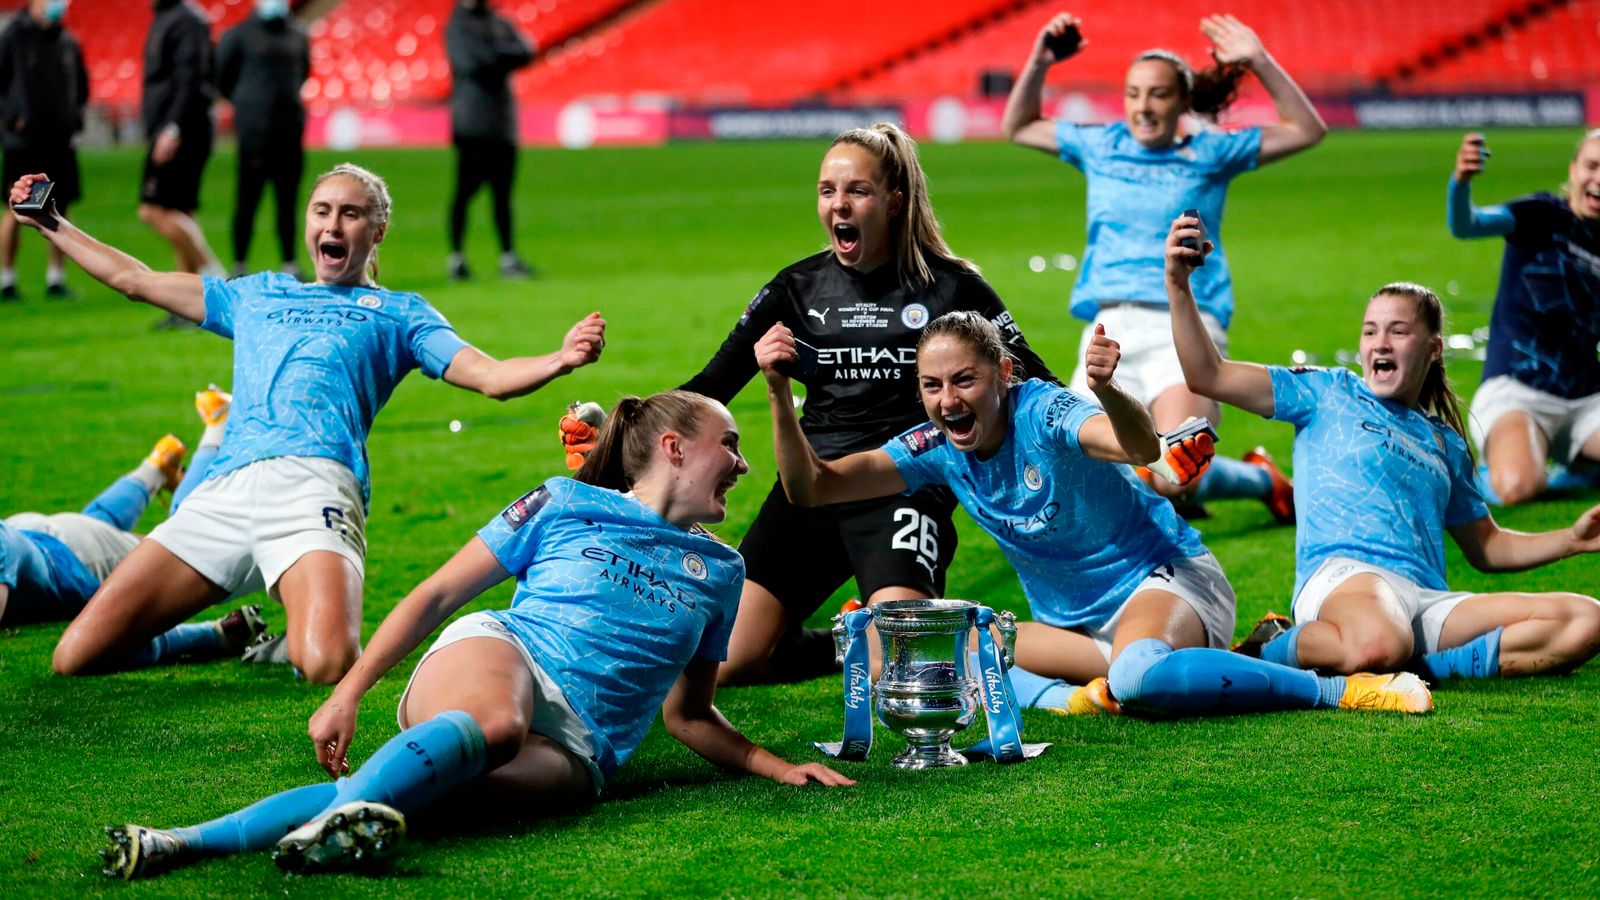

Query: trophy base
[889,742,970,770]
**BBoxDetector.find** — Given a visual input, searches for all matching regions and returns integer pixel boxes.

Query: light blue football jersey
[1269,366,1489,596]
[1055,121,1260,328]
[476,477,745,777]
[0,521,99,623]
[199,272,469,503]
[882,379,1207,630]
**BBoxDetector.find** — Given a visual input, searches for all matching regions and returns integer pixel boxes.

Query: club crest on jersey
[901,303,929,329]
[682,552,708,580]
[1023,463,1043,491]
[501,486,552,530]
[899,423,946,456]
[357,294,382,309]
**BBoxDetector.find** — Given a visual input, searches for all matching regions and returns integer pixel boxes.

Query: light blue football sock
[1420,627,1503,681]
[1259,623,1305,668]
[1193,456,1273,501]
[170,782,337,854]
[322,710,488,816]
[1107,638,1346,714]
[1005,664,1074,708]
[122,622,230,669]
[81,476,153,530]
[170,445,219,514]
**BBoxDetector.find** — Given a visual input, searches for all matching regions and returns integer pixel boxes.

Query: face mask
[43,0,67,23]
[257,0,288,19]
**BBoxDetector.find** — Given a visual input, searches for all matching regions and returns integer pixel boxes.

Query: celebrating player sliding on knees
[8,165,604,686]
[1164,213,1600,686]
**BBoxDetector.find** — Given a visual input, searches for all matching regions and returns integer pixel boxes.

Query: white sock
[448,251,464,266]
[201,261,228,279]
[46,263,63,286]
[129,460,166,494]
[1,268,15,288]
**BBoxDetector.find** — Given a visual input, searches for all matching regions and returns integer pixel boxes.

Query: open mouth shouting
[1366,356,1398,385]
[831,221,861,258]
[941,409,977,445]
[317,240,349,268]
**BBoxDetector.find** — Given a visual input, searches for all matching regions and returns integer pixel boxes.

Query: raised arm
[1076,324,1160,464]
[661,657,855,786]
[1449,503,1600,573]
[8,174,204,319]
[1447,133,1516,238]
[758,324,908,506]
[1002,12,1085,153]
[1202,15,1325,165]
[444,312,605,400]
[1164,215,1275,416]
[307,537,511,777]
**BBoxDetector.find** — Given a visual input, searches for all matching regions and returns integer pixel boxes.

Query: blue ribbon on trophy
[814,600,1049,768]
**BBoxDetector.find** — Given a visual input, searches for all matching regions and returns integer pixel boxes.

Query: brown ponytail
[573,391,713,490]
[1134,50,1248,121]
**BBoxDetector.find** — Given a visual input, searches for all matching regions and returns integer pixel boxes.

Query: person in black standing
[0,0,87,300]
[141,0,224,317]
[217,0,308,278]
[444,0,534,281]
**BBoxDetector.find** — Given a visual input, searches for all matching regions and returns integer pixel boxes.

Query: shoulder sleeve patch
[899,423,947,457]
[737,286,771,325]
[501,486,553,530]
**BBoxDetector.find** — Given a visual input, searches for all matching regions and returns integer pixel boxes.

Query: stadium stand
[32,0,1600,117]
[1388,0,1600,93]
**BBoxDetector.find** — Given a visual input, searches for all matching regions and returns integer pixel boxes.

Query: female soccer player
[1447,129,1600,505]
[1164,216,1600,683]
[675,123,1060,684]
[8,164,606,684]
[758,310,1431,718]
[100,391,852,879]
[1002,11,1326,519]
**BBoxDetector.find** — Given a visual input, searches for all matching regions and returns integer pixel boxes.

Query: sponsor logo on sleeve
[898,423,947,456]
[501,486,552,530]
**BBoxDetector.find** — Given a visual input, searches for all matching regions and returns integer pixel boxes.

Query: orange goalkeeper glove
[1149,417,1217,487]
[559,401,606,470]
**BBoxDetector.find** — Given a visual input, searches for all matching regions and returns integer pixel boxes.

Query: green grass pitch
[2,129,1598,897]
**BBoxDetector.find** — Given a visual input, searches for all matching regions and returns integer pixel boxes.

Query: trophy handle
[831,612,850,665]
[996,610,1018,669]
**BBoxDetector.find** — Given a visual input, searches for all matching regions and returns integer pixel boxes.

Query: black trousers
[449,137,517,253]
[233,141,304,265]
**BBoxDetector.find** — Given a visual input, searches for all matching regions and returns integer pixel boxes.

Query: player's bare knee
[1343,632,1411,673]
[1556,594,1600,661]
[1489,467,1543,506]
[471,710,531,761]
[294,644,359,685]
[50,640,87,676]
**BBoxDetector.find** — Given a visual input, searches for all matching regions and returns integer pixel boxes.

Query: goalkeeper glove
[559,400,606,470]
[1149,416,1217,487]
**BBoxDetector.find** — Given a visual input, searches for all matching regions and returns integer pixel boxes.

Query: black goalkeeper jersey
[681,251,1059,459]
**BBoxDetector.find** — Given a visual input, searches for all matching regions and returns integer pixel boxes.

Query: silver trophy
[832,599,1018,770]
